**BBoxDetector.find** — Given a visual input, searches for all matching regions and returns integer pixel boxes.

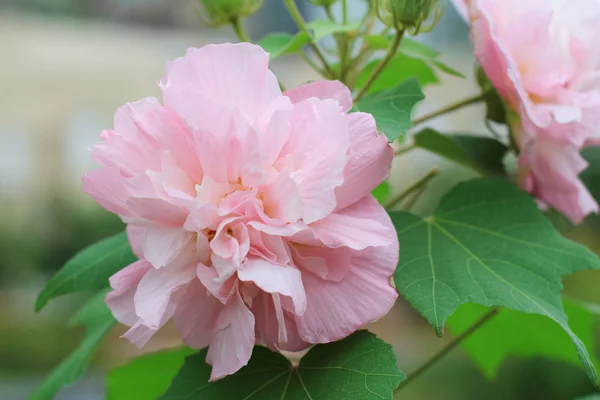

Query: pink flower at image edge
[83,43,399,380]
[453,0,600,223]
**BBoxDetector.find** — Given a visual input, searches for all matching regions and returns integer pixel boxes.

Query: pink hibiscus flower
[454,0,600,223]
[83,43,398,380]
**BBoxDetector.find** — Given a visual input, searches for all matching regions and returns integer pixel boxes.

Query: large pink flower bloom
[83,43,398,380]
[454,0,600,223]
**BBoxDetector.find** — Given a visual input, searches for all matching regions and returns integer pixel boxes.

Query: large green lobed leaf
[30,292,116,400]
[160,331,404,399]
[447,299,600,378]
[35,231,136,311]
[257,32,311,60]
[356,54,439,92]
[363,36,465,78]
[353,78,425,142]
[391,178,600,384]
[413,129,508,175]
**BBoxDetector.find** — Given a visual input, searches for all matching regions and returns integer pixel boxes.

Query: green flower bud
[373,0,442,35]
[309,0,339,7]
[197,0,264,27]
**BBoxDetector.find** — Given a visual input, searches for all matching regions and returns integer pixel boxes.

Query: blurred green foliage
[0,197,124,286]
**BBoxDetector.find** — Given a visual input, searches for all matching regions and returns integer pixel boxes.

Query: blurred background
[0,0,598,399]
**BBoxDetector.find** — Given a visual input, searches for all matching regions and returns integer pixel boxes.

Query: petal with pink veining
[308,196,395,250]
[334,112,393,211]
[105,260,152,326]
[238,257,307,315]
[206,290,255,381]
[161,43,281,127]
[174,279,223,349]
[279,98,349,223]
[285,80,353,112]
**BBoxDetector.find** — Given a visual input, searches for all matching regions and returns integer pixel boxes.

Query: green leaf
[356,54,439,92]
[30,292,116,400]
[160,331,404,400]
[577,395,600,400]
[476,66,507,124]
[400,38,440,59]
[257,32,311,60]
[447,298,600,379]
[365,36,439,58]
[431,60,466,79]
[581,147,600,202]
[413,129,508,175]
[391,178,600,385]
[373,181,391,204]
[107,347,197,400]
[36,231,136,311]
[363,35,392,50]
[363,36,464,78]
[354,78,425,142]
[306,19,360,42]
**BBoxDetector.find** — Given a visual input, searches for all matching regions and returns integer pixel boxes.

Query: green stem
[412,93,486,127]
[342,0,348,24]
[403,184,428,211]
[354,29,405,102]
[394,143,416,157]
[396,308,499,391]
[385,168,440,209]
[230,17,251,42]
[325,6,336,22]
[338,37,351,83]
[284,0,335,78]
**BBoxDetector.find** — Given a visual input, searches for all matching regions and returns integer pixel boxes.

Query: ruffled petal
[334,112,393,211]
[285,80,352,112]
[206,290,255,381]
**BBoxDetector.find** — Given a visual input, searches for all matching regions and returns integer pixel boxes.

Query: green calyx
[198,0,264,27]
[373,0,442,34]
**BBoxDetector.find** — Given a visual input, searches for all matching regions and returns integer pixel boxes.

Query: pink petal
[173,278,223,349]
[247,228,291,266]
[133,252,197,328]
[279,98,350,223]
[141,226,194,269]
[126,174,189,226]
[105,260,152,326]
[308,196,396,250]
[82,167,132,218]
[206,290,255,380]
[237,257,307,315]
[261,169,302,223]
[295,245,398,343]
[334,112,394,211]
[291,244,352,282]
[197,264,237,304]
[122,321,159,348]
[519,137,598,223]
[126,224,145,259]
[91,98,161,177]
[294,200,399,342]
[259,97,293,165]
[284,80,353,112]
[161,43,281,127]
[183,203,220,232]
[252,292,308,352]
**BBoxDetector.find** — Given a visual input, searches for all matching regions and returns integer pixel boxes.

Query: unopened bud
[373,0,442,34]
[309,0,339,7]
[197,0,264,27]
